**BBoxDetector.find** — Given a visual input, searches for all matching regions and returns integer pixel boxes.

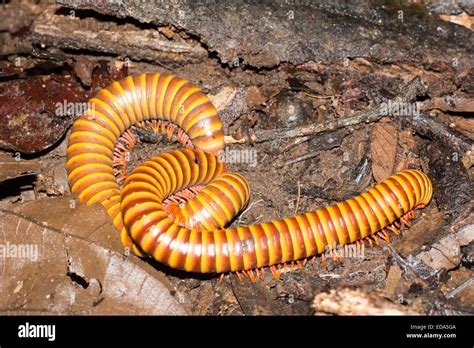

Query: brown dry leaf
[0,75,88,153]
[0,153,39,182]
[74,56,99,87]
[439,13,474,31]
[415,224,474,271]
[208,86,237,111]
[312,288,421,315]
[396,205,445,257]
[371,118,398,182]
[0,197,186,315]
[395,128,419,172]
[443,267,474,308]
[383,265,402,298]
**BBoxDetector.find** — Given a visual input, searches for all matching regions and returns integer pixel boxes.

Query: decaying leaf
[0,197,186,315]
[443,267,474,309]
[415,224,474,271]
[371,118,398,182]
[0,153,40,182]
[0,75,87,153]
[396,206,445,257]
[383,265,403,298]
[74,56,99,87]
[312,288,421,315]
[395,128,419,172]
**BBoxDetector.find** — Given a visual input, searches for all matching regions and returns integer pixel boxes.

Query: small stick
[281,151,319,167]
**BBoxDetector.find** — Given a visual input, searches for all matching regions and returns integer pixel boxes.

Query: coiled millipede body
[67,73,433,281]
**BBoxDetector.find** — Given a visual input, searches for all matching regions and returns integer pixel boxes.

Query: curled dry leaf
[371,117,398,182]
[0,197,186,315]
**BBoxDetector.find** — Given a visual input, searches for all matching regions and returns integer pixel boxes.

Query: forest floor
[0,0,472,315]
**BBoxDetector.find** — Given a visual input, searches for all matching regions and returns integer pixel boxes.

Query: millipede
[66,73,433,282]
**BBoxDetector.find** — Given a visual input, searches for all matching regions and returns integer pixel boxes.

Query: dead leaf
[74,56,98,87]
[371,118,398,182]
[397,206,445,256]
[0,75,88,153]
[208,86,237,111]
[245,86,268,108]
[312,288,421,315]
[0,197,186,315]
[383,265,402,298]
[439,13,474,31]
[443,267,474,308]
[415,224,474,271]
[0,153,39,182]
[395,128,419,172]
[191,281,214,315]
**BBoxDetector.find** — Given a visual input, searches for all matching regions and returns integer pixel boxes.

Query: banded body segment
[66,73,226,247]
[120,150,433,273]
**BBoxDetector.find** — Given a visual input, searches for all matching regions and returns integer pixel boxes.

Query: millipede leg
[219,273,225,284]
[248,269,255,282]
[270,265,277,279]
[367,238,374,248]
[372,235,380,246]
[166,123,177,140]
[122,129,137,148]
[255,268,261,281]
[386,225,399,235]
[377,230,390,243]
[235,271,243,282]
[400,216,411,227]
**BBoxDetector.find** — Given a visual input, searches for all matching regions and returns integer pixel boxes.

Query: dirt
[0,0,473,316]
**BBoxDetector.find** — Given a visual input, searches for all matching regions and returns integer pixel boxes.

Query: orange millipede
[66,73,433,280]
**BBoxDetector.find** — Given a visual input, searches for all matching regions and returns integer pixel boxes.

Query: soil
[0,0,472,316]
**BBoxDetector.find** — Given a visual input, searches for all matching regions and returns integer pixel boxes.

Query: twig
[445,277,474,299]
[276,135,313,155]
[225,77,428,144]
[281,151,319,167]
[411,114,472,154]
